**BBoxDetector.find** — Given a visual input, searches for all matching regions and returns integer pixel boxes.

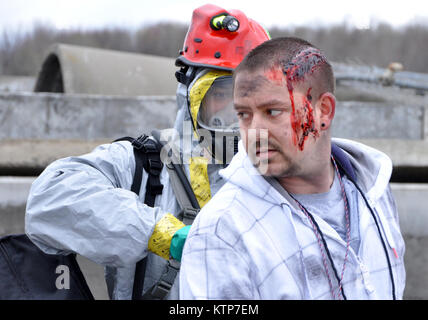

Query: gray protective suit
[25,68,225,299]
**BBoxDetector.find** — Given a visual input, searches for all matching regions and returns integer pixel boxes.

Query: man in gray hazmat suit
[25,4,270,299]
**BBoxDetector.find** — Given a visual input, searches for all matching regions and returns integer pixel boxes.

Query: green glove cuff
[170,225,191,262]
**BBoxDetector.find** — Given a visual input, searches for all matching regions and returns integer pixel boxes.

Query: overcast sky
[1,0,428,33]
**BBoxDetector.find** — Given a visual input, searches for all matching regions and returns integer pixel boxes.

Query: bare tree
[135,22,188,57]
[1,21,428,76]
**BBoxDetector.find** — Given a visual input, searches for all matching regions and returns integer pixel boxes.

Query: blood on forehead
[264,66,285,85]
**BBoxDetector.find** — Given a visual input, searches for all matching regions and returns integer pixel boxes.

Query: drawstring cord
[289,156,350,300]
[332,155,351,299]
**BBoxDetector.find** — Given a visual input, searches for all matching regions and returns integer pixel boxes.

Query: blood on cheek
[287,85,319,151]
[299,89,319,149]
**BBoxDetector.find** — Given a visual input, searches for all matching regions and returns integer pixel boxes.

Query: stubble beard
[262,150,302,178]
[247,138,302,177]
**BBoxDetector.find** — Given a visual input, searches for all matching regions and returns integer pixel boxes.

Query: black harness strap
[115,132,203,299]
[114,135,164,300]
[131,135,164,206]
[114,135,164,203]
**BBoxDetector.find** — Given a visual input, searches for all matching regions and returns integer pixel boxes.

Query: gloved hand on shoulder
[148,213,191,262]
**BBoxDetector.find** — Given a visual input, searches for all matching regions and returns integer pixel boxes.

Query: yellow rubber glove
[148,213,186,260]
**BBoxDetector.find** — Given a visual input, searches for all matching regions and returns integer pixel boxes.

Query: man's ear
[317,92,336,130]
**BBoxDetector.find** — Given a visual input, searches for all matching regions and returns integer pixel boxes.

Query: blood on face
[282,48,326,150]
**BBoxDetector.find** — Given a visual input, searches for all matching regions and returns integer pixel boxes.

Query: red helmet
[176,4,271,71]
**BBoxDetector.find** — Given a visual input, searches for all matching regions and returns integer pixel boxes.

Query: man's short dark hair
[234,37,335,100]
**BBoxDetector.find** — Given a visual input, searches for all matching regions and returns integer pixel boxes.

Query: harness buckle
[131,135,149,150]
[149,259,181,299]
[182,207,200,225]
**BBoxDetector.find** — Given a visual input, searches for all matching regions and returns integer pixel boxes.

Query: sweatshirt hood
[331,137,393,202]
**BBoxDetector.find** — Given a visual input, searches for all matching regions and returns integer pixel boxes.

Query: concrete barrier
[390,184,428,299]
[0,92,177,140]
[0,92,177,171]
[1,92,428,171]
[0,76,35,93]
[34,44,178,96]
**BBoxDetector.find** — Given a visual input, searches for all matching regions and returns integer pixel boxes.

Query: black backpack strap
[114,134,164,200]
[136,137,164,206]
[113,135,159,195]
[114,134,164,300]
[115,132,201,300]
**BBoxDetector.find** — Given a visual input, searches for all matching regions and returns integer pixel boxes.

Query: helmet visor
[197,76,238,132]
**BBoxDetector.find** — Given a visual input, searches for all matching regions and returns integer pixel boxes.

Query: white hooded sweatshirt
[180,138,406,299]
